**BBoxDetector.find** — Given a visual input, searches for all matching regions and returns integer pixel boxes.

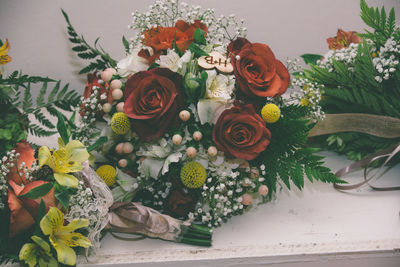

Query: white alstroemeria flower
[205,70,235,101]
[117,48,149,77]
[197,98,233,125]
[157,49,192,74]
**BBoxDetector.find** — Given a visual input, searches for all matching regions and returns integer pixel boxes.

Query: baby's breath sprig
[128,0,247,50]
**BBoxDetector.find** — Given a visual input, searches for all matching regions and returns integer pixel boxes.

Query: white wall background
[1,0,399,96]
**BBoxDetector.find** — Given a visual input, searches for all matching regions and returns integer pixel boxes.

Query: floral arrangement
[299,0,400,165]
[0,133,105,266]
[65,0,342,229]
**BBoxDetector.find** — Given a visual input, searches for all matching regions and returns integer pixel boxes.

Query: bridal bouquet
[64,0,342,229]
[299,0,400,167]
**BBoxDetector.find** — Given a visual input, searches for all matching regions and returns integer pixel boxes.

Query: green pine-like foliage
[0,70,81,155]
[61,9,117,74]
[256,105,344,194]
[302,0,400,162]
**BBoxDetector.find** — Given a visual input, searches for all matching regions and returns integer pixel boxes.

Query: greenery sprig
[62,9,117,74]
[0,70,80,155]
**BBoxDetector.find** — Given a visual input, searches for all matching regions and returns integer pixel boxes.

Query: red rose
[164,179,196,218]
[8,180,56,237]
[228,37,290,99]
[7,141,35,185]
[327,29,362,50]
[123,68,185,141]
[213,103,271,160]
[80,72,112,116]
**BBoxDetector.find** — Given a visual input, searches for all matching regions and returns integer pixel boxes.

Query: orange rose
[8,180,56,237]
[175,20,208,41]
[7,141,35,185]
[327,29,362,50]
[139,20,208,64]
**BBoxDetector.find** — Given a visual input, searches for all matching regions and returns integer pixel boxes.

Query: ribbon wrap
[108,202,191,241]
[310,113,400,191]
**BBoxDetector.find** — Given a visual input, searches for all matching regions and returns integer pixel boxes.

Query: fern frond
[28,124,57,137]
[62,9,116,74]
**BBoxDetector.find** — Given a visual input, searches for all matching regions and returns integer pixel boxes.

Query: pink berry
[172,134,182,145]
[102,103,112,113]
[179,110,190,121]
[101,70,113,82]
[116,102,125,112]
[115,143,124,154]
[105,68,117,75]
[186,147,197,158]
[207,146,217,157]
[241,193,253,205]
[258,185,269,196]
[110,79,122,90]
[112,89,123,100]
[193,131,202,141]
[118,159,128,168]
[123,143,134,154]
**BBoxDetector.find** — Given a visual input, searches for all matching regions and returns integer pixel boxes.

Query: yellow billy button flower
[40,207,91,266]
[0,39,12,65]
[38,138,89,188]
[96,164,117,186]
[19,235,58,267]
[300,98,310,106]
[111,112,130,135]
[261,103,281,123]
[180,161,207,189]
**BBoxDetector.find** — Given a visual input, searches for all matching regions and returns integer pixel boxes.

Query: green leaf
[87,136,108,152]
[122,35,130,54]
[194,28,206,45]
[56,110,70,144]
[54,183,71,209]
[188,43,208,57]
[301,54,322,65]
[34,199,46,236]
[0,129,12,140]
[19,182,54,199]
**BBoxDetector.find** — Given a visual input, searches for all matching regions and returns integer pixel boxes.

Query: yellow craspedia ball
[111,112,130,135]
[96,165,117,186]
[300,98,310,106]
[261,103,281,123]
[180,161,207,189]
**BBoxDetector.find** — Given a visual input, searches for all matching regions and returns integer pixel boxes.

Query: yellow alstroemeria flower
[0,39,12,65]
[19,235,58,267]
[38,138,89,188]
[40,207,91,266]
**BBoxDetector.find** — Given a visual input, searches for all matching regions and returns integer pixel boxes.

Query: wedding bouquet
[298,0,400,168]
[65,0,343,229]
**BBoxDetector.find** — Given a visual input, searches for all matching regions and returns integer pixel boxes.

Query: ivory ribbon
[107,202,190,241]
[309,113,400,138]
[309,113,400,191]
[334,142,400,191]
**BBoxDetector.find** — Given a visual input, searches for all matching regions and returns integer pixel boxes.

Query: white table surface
[75,151,399,267]
[27,130,400,267]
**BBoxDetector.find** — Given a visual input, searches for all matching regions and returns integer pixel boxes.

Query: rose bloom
[123,68,185,141]
[327,29,362,50]
[139,20,208,64]
[80,72,112,116]
[164,179,196,218]
[8,180,55,237]
[7,140,35,185]
[213,103,271,161]
[228,37,290,100]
